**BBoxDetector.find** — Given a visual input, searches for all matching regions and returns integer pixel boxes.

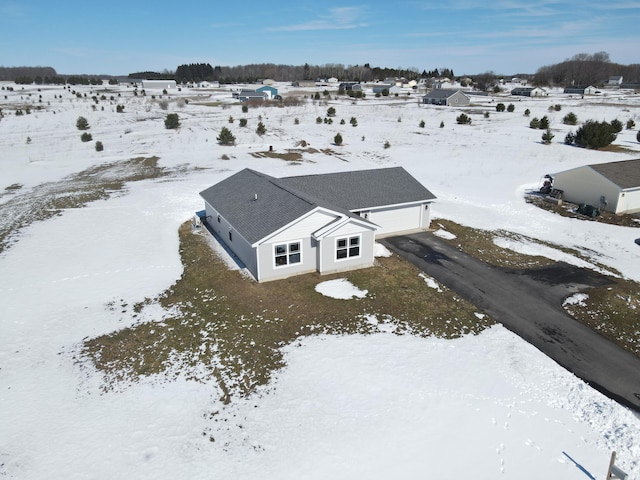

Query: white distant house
[564,85,598,95]
[511,87,547,97]
[141,79,177,90]
[605,76,623,87]
[422,89,470,106]
[551,158,640,214]
[199,167,436,282]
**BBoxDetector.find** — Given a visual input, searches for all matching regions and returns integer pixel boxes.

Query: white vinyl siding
[369,204,424,237]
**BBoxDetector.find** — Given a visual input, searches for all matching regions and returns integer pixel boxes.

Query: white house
[199,167,436,282]
[141,79,177,90]
[550,158,640,214]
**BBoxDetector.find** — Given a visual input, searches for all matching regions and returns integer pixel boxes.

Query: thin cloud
[268,6,368,32]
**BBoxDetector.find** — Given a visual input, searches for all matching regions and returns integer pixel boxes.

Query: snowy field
[1,80,639,479]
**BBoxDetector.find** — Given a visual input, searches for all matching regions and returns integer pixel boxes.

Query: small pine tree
[563,112,578,125]
[228,116,234,124]
[256,121,266,136]
[626,119,635,130]
[524,108,530,117]
[340,118,345,125]
[507,104,515,112]
[239,118,247,127]
[294,118,299,125]
[484,112,490,118]
[316,116,322,124]
[76,116,89,130]
[350,117,358,127]
[327,107,336,117]
[496,103,505,112]
[539,116,550,129]
[217,126,236,145]
[164,113,180,129]
[419,120,425,128]
[637,130,640,142]
[334,133,343,145]
[565,131,575,145]
[116,104,124,113]
[529,117,540,129]
[383,140,391,149]
[242,104,248,113]
[95,140,104,151]
[542,128,554,144]
[575,120,617,149]
[80,132,93,142]
[440,121,445,128]
[456,113,471,125]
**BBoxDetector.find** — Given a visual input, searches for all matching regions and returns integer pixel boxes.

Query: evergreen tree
[334,133,343,145]
[542,128,554,144]
[256,121,266,136]
[217,126,236,145]
[76,116,89,130]
[574,120,617,149]
[164,113,180,129]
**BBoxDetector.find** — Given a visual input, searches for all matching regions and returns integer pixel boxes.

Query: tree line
[534,52,640,87]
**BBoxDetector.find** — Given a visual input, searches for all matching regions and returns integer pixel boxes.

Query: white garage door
[370,205,422,237]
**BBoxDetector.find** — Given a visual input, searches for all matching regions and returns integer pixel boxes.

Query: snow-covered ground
[1,81,639,479]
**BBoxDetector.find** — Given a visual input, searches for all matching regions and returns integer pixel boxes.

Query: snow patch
[374,242,392,257]
[419,272,443,292]
[433,228,456,240]
[315,278,368,299]
[563,293,589,307]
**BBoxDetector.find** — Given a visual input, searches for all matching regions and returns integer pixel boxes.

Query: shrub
[81,132,93,142]
[116,104,125,113]
[484,112,490,118]
[334,133,343,145]
[217,126,236,145]
[383,140,391,149]
[419,120,425,128]
[340,118,345,125]
[626,119,635,130]
[294,118,299,125]
[239,118,247,127]
[565,131,575,145]
[529,117,540,129]
[539,116,550,129]
[316,116,322,124]
[636,130,640,143]
[228,116,234,124]
[242,105,248,113]
[76,116,89,130]
[610,119,623,133]
[524,108,530,117]
[164,113,180,129]
[496,103,505,112]
[95,141,104,151]
[327,107,336,117]
[507,104,515,112]
[562,112,578,125]
[456,113,471,125]
[574,120,617,149]
[554,104,562,111]
[440,121,444,128]
[350,117,358,127]
[256,121,266,136]
[541,128,554,144]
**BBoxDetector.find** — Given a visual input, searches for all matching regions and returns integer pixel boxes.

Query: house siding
[318,225,375,275]
[369,203,429,238]
[553,167,622,213]
[203,200,258,276]
[256,237,317,282]
[615,188,640,214]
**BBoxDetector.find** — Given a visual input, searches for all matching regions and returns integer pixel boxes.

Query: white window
[336,235,360,260]
[274,241,301,267]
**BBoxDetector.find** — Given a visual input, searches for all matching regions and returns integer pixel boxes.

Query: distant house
[551,158,640,214]
[563,86,598,95]
[235,89,267,102]
[292,80,316,87]
[372,84,394,94]
[261,79,276,86]
[339,82,362,91]
[199,167,436,282]
[511,87,547,97]
[606,76,623,87]
[256,85,278,99]
[422,89,470,106]
[141,79,177,90]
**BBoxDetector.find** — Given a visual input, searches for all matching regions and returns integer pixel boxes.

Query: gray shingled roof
[199,167,436,244]
[423,89,466,99]
[199,169,318,244]
[280,167,436,210]
[589,158,640,189]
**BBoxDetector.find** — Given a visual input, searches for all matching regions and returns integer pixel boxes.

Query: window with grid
[336,235,360,260]
[274,241,301,267]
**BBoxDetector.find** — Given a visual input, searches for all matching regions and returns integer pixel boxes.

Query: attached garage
[551,158,640,214]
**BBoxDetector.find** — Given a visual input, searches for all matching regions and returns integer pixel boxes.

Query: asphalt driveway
[382,232,640,412]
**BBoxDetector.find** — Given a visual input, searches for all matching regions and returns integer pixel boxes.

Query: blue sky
[1,0,638,76]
